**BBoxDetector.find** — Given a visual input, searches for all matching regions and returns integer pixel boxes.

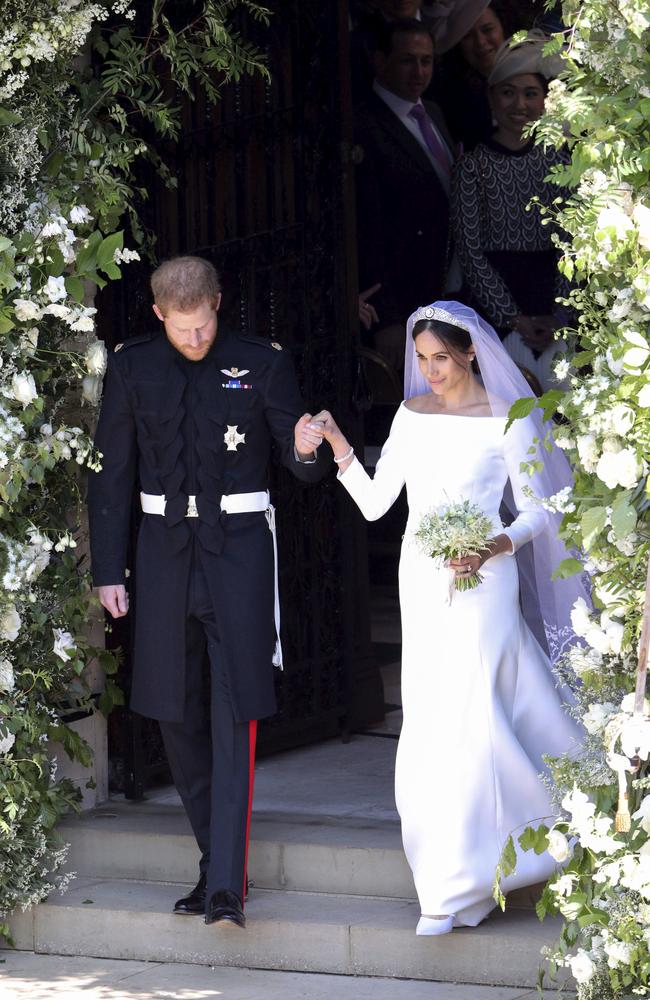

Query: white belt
[140,490,283,670]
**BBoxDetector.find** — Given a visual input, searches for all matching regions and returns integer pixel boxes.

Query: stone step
[6,877,564,989]
[58,801,417,900]
[58,803,542,912]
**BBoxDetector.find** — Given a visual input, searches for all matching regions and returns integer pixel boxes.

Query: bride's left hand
[450,534,514,578]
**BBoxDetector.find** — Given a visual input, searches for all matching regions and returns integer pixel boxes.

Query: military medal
[221,366,252,390]
[224,425,246,451]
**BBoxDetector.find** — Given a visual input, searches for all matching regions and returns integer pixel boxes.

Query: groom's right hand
[98,584,129,619]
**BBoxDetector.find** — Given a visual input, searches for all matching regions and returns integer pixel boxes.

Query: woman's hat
[488,29,565,87]
[428,0,492,54]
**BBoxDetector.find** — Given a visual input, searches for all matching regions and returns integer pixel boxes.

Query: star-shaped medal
[224,425,246,451]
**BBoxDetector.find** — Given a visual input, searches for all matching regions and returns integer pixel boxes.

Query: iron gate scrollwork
[101,0,384,796]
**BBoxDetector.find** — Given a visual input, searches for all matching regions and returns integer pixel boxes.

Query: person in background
[451,31,569,391]
[430,0,520,151]
[354,19,456,371]
[349,0,436,101]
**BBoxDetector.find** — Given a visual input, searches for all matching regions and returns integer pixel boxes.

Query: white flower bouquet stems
[414,499,494,597]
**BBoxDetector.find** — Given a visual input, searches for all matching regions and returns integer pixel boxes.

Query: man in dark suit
[88,256,328,929]
[354,19,456,369]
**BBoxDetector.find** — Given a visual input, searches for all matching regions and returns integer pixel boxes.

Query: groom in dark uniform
[88,256,328,928]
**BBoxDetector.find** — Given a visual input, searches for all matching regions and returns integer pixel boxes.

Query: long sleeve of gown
[337,406,407,521]
[501,416,550,553]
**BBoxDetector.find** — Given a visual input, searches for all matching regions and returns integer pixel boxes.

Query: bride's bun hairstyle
[412,317,480,374]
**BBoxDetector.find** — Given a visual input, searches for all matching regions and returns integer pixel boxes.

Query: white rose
[52,628,76,662]
[0,606,21,641]
[605,939,632,969]
[43,275,66,303]
[43,303,72,319]
[638,384,650,408]
[569,949,596,984]
[85,340,107,376]
[13,298,43,322]
[633,203,650,252]
[576,434,599,471]
[609,403,635,435]
[596,205,634,239]
[596,448,641,490]
[601,612,624,653]
[583,702,616,735]
[547,829,571,863]
[0,657,15,693]
[0,730,15,755]
[82,374,103,406]
[621,717,650,761]
[570,597,592,637]
[11,371,38,408]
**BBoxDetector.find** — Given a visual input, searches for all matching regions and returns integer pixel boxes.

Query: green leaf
[45,246,65,278]
[519,824,550,855]
[552,557,584,581]
[75,230,103,275]
[0,237,13,253]
[581,506,608,550]
[537,390,564,422]
[65,276,85,303]
[611,493,637,540]
[0,309,15,334]
[96,231,124,271]
[46,150,66,178]
[0,107,22,126]
[505,396,538,432]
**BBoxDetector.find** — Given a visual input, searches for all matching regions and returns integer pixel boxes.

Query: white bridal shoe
[416,914,454,936]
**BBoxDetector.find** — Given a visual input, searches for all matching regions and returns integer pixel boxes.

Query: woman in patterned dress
[451,32,568,392]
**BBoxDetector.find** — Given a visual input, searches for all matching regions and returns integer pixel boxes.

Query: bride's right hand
[310,409,343,446]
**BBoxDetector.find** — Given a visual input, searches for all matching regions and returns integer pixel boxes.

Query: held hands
[98,584,129,619]
[294,413,325,460]
[310,410,355,472]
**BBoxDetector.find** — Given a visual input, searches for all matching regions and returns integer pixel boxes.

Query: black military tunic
[88,328,329,724]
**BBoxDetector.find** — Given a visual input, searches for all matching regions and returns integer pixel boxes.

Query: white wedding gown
[340,403,581,926]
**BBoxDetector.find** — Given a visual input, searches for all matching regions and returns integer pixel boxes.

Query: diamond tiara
[411,306,470,332]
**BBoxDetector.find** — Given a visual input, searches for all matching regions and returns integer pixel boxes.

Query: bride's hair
[412,318,480,374]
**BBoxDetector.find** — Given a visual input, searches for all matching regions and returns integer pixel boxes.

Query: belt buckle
[186,497,199,518]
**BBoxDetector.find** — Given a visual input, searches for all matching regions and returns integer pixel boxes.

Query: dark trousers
[159,558,257,907]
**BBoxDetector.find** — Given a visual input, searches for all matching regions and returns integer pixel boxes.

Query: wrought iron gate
[100,0,384,796]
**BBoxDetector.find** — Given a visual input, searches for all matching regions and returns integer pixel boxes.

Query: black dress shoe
[173,873,206,915]
[205,889,245,928]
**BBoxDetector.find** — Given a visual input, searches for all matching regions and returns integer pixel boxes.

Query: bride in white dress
[312,301,585,935]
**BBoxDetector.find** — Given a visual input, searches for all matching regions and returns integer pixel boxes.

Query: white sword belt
[139,490,283,670]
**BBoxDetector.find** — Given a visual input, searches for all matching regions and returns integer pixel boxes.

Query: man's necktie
[408,103,452,188]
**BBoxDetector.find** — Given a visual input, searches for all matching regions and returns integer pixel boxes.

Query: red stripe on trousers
[243,720,258,905]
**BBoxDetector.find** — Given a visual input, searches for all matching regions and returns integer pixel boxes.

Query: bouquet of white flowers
[414,499,494,595]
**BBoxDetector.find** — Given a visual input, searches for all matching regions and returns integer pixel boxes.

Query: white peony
[596,447,642,489]
[583,702,616,735]
[621,717,650,761]
[82,374,103,406]
[570,597,592,637]
[43,303,72,320]
[596,205,634,239]
[605,939,632,969]
[0,730,15,755]
[634,796,650,835]
[52,628,76,662]
[11,371,38,408]
[576,434,599,471]
[601,611,624,653]
[569,949,597,984]
[0,658,15,693]
[43,275,67,303]
[609,402,635,435]
[13,298,43,322]
[85,340,107,376]
[0,605,21,641]
[547,829,571,863]
[633,203,650,252]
